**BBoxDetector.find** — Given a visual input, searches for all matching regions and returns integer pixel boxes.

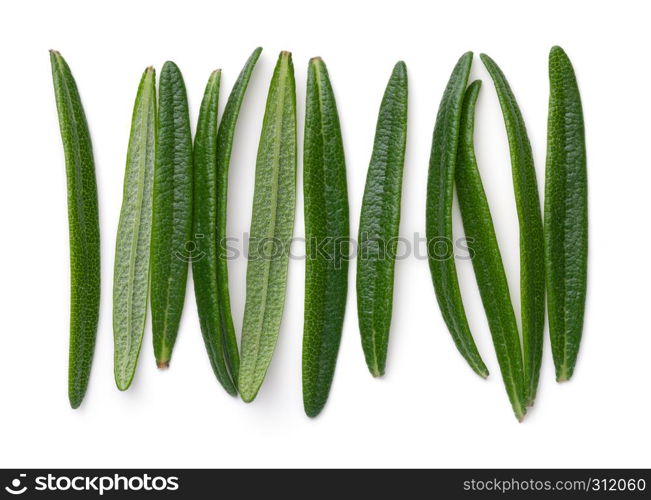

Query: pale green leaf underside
[239,52,297,402]
[113,68,156,390]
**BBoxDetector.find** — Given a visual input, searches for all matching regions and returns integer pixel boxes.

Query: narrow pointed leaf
[192,70,238,394]
[481,53,545,405]
[151,61,193,367]
[213,47,263,385]
[50,50,101,408]
[456,80,526,420]
[356,61,408,377]
[545,46,588,382]
[426,52,489,378]
[113,67,157,390]
[239,51,297,402]
[303,57,349,417]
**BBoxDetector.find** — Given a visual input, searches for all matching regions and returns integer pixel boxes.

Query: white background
[0,0,648,468]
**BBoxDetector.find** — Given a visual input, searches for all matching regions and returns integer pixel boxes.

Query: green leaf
[356,61,408,378]
[151,61,194,368]
[212,47,263,387]
[113,67,157,391]
[302,57,349,417]
[50,50,101,409]
[481,53,545,405]
[456,80,526,421]
[545,46,588,382]
[426,52,489,378]
[239,51,297,402]
[192,69,240,395]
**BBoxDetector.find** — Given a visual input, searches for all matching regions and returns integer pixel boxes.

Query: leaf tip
[470,359,489,379]
[239,382,257,403]
[161,60,180,74]
[49,49,62,66]
[367,359,385,378]
[304,405,322,418]
[549,45,569,63]
[556,365,573,383]
[393,60,407,75]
